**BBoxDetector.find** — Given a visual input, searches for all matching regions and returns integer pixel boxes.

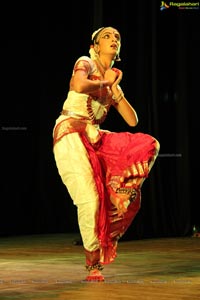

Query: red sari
[80,130,157,264]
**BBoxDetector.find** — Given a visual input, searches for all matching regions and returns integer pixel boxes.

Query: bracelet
[112,92,124,103]
[99,81,104,88]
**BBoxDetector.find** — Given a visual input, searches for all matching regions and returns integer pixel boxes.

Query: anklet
[116,187,137,202]
[85,263,104,271]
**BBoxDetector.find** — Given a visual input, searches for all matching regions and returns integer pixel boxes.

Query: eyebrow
[100,31,121,39]
[101,31,120,36]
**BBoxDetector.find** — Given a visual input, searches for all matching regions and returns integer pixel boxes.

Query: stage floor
[0,233,200,300]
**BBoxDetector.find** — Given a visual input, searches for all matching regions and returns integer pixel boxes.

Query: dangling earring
[115,54,121,61]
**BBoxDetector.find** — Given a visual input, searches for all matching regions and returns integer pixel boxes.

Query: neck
[97,59,108,72]
[97,56,113,71]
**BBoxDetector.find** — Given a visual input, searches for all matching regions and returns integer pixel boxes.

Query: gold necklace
[96,59,108,77]
[98,58,107,72]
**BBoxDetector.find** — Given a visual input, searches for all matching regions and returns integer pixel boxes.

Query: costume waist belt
[61,109,91,120]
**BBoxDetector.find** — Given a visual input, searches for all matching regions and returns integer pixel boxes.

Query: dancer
[53,26,160,281]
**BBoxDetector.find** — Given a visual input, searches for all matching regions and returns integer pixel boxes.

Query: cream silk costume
[53,56,159,267]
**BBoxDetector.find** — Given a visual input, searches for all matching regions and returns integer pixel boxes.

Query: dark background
[1,1,199,240]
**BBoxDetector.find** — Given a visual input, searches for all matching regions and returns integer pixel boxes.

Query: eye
[100,32,121,41]
[102,33,110,39]
[115,34,120,41]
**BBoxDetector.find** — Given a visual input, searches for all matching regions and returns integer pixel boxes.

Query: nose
[112,34,117,42]
[111,32,120,43]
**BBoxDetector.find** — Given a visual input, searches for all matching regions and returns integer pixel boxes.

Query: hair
[91,27,105,45]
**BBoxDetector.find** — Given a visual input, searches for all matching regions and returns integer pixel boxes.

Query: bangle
[112,92,124,103]
[99,81,104,88]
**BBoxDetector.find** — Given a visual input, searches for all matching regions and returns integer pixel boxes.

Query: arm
[70,59,109,94]
[104,69,139,127]
[113,96,139,127]
[72,69,109,93]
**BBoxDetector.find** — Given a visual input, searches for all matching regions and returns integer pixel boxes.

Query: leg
[109,139,160,215]
[53,133,104,280]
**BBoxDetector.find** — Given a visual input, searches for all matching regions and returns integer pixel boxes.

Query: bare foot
[86,269,105,282]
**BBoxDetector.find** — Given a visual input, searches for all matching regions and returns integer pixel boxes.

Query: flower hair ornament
[89,27,121,62]
[91,27,105,43]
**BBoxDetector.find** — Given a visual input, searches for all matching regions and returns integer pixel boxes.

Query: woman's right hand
[104,69,119,86]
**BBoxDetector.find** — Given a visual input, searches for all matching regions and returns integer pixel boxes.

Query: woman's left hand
[111,68,123,87]
[104,68,122,86]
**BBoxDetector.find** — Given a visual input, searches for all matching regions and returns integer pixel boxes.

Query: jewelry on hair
[89,45,98,60]
[91,27,105,43]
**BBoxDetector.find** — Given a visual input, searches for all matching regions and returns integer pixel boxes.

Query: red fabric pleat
[80,131,157,264]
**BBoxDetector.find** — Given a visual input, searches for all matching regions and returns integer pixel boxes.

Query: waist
[61,109,91,120]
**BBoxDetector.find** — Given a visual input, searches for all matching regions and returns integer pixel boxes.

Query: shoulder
[73,56,96,74]
[76,56,93,64]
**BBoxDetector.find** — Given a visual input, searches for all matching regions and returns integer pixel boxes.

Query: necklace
[95,58,108,77]
[97,58,107,72]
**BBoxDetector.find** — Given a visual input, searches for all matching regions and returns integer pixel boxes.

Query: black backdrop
[1,1,199,240]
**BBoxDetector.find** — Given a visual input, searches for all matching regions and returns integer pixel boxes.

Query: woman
[53,26,160,281]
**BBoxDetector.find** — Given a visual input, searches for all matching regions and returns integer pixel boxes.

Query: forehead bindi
[99,30,121,40]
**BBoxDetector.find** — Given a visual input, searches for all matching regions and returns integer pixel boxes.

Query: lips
[111,44,118,49]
